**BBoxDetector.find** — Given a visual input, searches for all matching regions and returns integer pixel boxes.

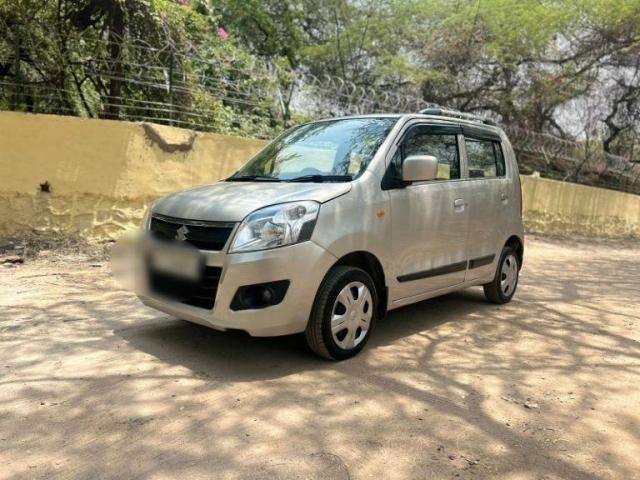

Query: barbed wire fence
[1,32,638,195]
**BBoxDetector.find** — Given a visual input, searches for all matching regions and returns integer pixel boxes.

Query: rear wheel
[483,246,520,304]
[305,266,377,360]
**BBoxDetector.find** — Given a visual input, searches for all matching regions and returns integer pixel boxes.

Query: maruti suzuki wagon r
[135,109,524,359]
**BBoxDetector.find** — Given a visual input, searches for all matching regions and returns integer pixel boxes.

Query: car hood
[151,181,351,222]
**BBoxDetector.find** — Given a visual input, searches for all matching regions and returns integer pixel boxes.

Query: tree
[1,0,639,159]
[214,0,308,68]
[0,0,282,136]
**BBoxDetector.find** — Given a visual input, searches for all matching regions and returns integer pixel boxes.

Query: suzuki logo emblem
[176,225,189,241]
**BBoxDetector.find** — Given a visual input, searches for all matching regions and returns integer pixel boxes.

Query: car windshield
[229,117,398,182]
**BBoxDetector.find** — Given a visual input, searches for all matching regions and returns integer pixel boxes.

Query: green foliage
[215,0,307,68]
[0,0,284,136]
[0,0,638,155]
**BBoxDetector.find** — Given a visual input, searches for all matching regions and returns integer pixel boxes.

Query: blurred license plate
[149,244,203,280]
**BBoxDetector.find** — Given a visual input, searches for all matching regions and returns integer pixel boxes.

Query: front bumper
[137,239,337,337]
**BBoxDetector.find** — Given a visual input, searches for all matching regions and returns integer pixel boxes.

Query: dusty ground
[1,235,639,480]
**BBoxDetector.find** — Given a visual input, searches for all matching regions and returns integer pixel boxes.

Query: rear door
[462,128,510,281]
[386,123,470,301]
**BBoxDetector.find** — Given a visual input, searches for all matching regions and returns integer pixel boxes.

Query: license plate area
[148,242,205,282]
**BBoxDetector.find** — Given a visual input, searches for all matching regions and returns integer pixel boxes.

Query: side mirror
[402,155,438,182]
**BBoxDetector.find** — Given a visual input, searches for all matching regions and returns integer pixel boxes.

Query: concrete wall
[1,112,638,239]
[0,112,266,238]
[520,176,640,238]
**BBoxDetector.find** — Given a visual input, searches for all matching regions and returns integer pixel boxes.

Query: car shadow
[116,288,495,382]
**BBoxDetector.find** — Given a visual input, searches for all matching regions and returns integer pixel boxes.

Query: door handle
[454,198,466,212]
[500,193,509,202]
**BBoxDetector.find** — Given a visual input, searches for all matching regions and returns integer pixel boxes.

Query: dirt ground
[1,235,639,480]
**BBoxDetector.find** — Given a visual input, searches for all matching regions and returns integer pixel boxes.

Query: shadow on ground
[1,237,639,479]
[116,290,473,382]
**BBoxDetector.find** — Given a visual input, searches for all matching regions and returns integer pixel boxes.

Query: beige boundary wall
[521,176,640,238]
[1,111,639,239]
[0,112,267,238]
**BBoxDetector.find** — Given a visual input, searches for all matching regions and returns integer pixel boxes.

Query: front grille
[150,215,235,251]
[148,266,222,310]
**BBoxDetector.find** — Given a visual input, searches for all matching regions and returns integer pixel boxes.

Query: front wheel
[483,246,520,304]
[305,266,377,360]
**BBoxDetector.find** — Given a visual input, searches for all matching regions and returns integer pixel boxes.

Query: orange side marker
[376,209,385,219]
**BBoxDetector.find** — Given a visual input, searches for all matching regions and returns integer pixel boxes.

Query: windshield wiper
[287,174,353,183]
[226,174,282,182]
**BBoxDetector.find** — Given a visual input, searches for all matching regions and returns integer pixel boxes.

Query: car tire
[305,266,377,360]
[483,246,520,304]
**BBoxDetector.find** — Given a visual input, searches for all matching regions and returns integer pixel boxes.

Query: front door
[387,124,470,301]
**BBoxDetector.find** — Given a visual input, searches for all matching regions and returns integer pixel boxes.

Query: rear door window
[465,138,506,178]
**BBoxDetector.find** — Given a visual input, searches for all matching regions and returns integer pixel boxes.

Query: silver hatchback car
[136,109,524,359]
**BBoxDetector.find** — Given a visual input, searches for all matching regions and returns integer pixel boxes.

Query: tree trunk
[105,0,124,119]
[603,124,621,154]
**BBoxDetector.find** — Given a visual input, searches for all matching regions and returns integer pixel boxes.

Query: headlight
[230,201,320,253]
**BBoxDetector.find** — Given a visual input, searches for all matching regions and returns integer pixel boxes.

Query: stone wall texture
[1,111,638,239]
